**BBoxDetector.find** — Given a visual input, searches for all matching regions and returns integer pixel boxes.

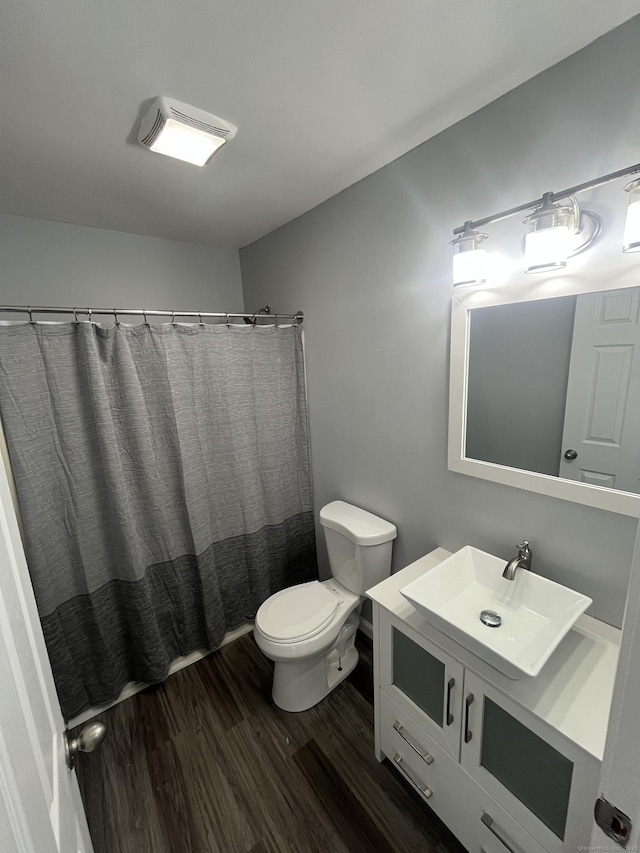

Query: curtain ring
[143,309,149,327]
[87,308,93,325]
[27,307,34,324]
[226,313,230,326]
[274,314,279,327]
[199,313,204,327]
[73,307,79,324]
[171,310,176,326]
[114,309,119,326]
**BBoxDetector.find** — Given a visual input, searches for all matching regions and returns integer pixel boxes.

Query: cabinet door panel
[393,627,445,726]
[481,697,573,840]
[378,611,463,758]
[461,671,600,853]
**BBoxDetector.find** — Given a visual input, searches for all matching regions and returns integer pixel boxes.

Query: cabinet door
[460,671,600,852]
[378,610,464,759]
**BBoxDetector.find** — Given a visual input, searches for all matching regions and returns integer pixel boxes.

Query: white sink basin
[400,546,592,679]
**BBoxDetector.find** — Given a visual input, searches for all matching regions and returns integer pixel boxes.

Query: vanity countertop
[367,548,621,761]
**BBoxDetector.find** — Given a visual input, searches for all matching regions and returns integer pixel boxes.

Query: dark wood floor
[74,631,468,853]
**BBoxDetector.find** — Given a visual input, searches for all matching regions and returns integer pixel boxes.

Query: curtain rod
[0,305,304,325]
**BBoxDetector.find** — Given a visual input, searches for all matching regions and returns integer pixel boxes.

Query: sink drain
[480,609,502,628]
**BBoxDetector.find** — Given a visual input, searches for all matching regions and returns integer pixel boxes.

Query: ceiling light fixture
[137,97,237,167]
[451,160,640,286]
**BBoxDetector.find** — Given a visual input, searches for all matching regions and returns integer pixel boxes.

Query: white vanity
[368,548,621,853]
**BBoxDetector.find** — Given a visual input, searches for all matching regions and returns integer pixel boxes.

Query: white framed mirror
[449,271,640,517]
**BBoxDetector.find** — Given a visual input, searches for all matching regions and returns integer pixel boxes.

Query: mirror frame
[448,271,640,517]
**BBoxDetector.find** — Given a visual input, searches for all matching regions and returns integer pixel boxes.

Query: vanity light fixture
[137,97,237,167]
[450,222,489,287]
[451,160,640,285]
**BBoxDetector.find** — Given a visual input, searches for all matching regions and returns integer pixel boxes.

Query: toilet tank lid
[319,501,397,545]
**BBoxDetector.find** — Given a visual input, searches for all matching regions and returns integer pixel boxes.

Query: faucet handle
[517,540,531,552]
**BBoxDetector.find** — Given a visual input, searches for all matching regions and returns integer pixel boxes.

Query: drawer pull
[393,721,434,764]
[393,754,432,799]
[464,693,474,743]
[446,677,455,726]
[481,813,517,853]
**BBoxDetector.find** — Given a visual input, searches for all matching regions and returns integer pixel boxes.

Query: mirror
[449,283,640,517]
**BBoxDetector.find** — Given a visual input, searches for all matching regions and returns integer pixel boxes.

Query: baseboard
[67,622,254,729]
[359,617,373,641]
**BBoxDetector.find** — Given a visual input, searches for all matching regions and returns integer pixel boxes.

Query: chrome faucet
[502,540,532,581]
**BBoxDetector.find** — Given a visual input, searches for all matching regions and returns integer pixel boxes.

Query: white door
[590,515,640,849]
[0,452,94,853]
[559,287,640,492]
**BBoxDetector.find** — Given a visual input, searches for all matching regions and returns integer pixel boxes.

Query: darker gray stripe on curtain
[42,511,316,720]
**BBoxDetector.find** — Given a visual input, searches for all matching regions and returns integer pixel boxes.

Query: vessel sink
[400,546,592,679]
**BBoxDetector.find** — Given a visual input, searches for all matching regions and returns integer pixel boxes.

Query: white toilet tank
[319,501,397,595]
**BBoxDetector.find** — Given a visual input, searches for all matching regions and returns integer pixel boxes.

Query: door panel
[559,288,640,492]
[0,447,93,853]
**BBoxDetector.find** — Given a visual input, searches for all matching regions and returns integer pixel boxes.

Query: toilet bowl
[254,500,396,712]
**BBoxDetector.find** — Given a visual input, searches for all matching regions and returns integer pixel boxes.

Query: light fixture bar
[453,161,640,236]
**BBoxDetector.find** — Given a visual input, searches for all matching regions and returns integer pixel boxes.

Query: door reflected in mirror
[466,287,640,495]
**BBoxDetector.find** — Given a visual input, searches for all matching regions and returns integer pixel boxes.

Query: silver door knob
[64,721,107,770]
[564,449,578,460]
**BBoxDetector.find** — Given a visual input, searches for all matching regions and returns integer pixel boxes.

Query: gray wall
[240,19,640,628]
[466,297,576,477]
[0,214,243,313]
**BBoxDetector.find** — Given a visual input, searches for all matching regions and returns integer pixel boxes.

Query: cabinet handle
[393,721,434,764]
[481,813,517,853]
[464,693,474,743]
[446,677,455,726]
[393,754,433,799]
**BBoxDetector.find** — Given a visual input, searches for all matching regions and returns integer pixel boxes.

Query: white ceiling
[2,1,640,249]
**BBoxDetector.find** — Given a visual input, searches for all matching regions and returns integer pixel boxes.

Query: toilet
[254,500,397,712]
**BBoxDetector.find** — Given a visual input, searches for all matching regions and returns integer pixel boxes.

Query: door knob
[564,449,578,460]
[64,721,107,770]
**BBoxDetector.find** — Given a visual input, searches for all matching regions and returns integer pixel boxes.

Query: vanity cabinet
[369,549,620,853]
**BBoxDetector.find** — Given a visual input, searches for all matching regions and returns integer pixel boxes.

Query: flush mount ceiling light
[137,97,237,167]
[450,160,640,286]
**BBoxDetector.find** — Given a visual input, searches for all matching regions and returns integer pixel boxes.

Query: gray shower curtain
[0,321,316,719]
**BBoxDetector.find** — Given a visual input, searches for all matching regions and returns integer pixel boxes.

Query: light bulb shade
[450,227,488,287]
[523,201,574,273]
[452,248,487,287]
[623,178,640,253]
[138,97,237,167]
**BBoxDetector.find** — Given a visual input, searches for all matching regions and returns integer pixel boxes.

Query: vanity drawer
[380,692,473,835]
[468,788,548,853]
[380,692,547,853]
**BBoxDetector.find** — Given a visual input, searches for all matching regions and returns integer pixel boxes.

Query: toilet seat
[256,581,342,643]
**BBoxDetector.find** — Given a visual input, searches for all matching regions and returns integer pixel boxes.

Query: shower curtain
[0,321,316,719]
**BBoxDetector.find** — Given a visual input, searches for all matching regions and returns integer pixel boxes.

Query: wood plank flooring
[74,632,468,853]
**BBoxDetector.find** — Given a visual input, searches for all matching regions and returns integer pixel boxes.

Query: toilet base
[271,643,359,712]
